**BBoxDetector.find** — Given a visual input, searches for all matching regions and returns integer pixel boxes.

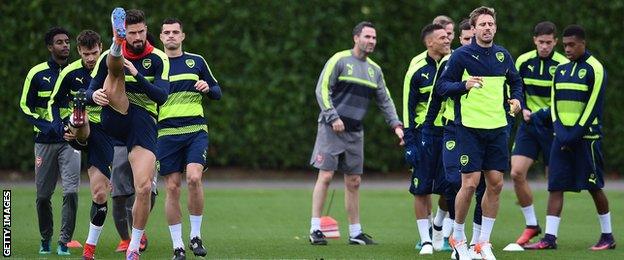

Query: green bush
[2,0,623,174]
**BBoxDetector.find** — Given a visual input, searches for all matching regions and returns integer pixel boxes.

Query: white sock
[349,223,362,238]
[453,221,466,242]
[86,223,103,245]
[545,215,561,237]
[128,227,144,252]
[479,217,495,243]
[110,39,122,57]
[168,223,184,249]
[190,215,203,239]
[470,224,481,245]
[442,217,453,237]
[310,217,321,233]
[598,212,612,233]
[417,219,432,243]
[433,207,447,228]
[521,205,538,226]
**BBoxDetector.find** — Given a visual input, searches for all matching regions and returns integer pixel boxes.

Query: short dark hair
[353,21,374,36]
[534,21,557,37]
[469,6,496,27]
[76,30,101,49]
[421,23,445,42]
[44,26,70,46]
[563,24,585,40]
[162,17,183,31]
[126,9,146,25]
[459,19,471,31]
[433,15,454,27]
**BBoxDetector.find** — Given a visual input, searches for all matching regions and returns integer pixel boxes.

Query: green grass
[6,186,623,259]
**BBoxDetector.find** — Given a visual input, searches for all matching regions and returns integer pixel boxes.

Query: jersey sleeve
[314,55,342,124]
[436,53,468,98]
[20,70,51,132]
[86,53,108,104]
[402,67,422,146]
[199,56,221,100]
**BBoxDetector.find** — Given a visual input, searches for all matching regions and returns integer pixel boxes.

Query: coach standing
[308,21,404,246]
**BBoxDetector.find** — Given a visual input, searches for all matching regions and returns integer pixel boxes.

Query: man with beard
[403,23,451,255]
[308,21,404,246]
[20,26,81,256]
[437,6,523,259]
[86,8,169,259]
[158,17,221,259]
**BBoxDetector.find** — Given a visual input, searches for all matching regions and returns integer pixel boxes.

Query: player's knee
[345,176,361,191]
[92,188,108,204]
[317,172,333,185]
[510,169,526,182]
[186,173,202,188]
[134,181,152,198]
[487,180,504,194]
[165,181,181,197]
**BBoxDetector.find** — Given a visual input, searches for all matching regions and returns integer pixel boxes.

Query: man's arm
[315,55,342,124]
[436,53,469,98]
[506,51,524,113]
[87,52,108,105]
[131,55,169,105]
[19,70,51,132]
[402,66,422,147]
[198,56,221,100]
[48,68,71,123]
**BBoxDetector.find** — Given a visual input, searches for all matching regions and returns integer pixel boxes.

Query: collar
[469,37,495,54]
[535,50,555,60]
[47,56,67,71]
[123,40,154,60]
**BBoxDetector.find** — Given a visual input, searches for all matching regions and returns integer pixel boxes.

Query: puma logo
[560,70,566,76]
[75,77,84,84]
[421,73,429,80]
[471,54,479,60]
[42,76,51,83]
[527,65,534,72]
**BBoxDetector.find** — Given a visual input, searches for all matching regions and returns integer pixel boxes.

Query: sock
[479,217,495,243]
[349,223,362,238]
[470,224,481,245]
[110,38,122,57]
[168,223,184,249]
[112,196,130,240]
[89,201,108,226]
[128,227,144,252]
[598,212,612,234]
[433,207,447,228]
[453,221,466,242]
[190,215,203,239]
[417,219,432,243]
[310,217,321,233]
[521,205,538,226]
[442,217,453,237]
[545,215,560,237]
[85,223,103,245]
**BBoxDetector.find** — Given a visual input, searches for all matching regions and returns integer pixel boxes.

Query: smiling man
[437,6,523,260]
[309,21,404,246]
[20,26,81,256]
[403,23,451,255]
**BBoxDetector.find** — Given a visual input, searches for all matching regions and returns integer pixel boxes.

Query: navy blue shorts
[512,121,553,165]
[157,130,208,176]
[548,138,604,192]
[87,123,114,178]
[101,104,157,154]
[408,130,448,196]
[456,126,509,173]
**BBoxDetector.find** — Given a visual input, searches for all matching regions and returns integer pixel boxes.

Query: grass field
[5,185,623,259]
